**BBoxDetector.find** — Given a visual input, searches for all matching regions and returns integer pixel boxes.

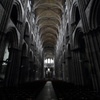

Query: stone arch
[10,5,18,25]
[13,0,24,23]
[70,2,80,26]
[34,3,63,12]
[36,10,61,24]
[89,0,100,29]
[73,28,83,49]
[72,28,92,86]
[1,27,19,84]
[5,27,19,48]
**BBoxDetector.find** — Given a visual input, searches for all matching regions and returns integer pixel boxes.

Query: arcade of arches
[0,0,100,100]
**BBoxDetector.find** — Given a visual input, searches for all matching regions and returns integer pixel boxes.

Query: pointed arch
[70,2,80,25]
[13,0,24,23]
[71,27,83,49]
[5,27,19,48]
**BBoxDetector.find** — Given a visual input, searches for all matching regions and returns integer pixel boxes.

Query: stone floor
[36,81,57,100]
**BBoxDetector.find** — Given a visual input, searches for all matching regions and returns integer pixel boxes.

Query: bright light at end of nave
[44,58,54,64]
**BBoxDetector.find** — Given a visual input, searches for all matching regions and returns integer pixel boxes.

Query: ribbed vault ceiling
[33,0,64,58]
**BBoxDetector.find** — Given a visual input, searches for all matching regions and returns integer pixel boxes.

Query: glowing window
[51,59,54,63]
[48,58,51,63]
[44,59,48,63]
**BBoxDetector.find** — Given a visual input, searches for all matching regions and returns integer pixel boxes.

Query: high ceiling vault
[33,0,65,58]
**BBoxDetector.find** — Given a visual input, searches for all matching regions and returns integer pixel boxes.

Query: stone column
[78,0,99,90]
[29,61,35,82]
[19,56,29,84]
[4,48,21,86]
